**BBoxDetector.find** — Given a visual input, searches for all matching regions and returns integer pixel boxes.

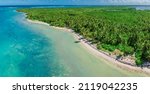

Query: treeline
[18,7,150,65]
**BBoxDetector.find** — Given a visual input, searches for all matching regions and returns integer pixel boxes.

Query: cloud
[122,0,149,4]
[95,0,150,5]
[71,0,150,5]
[0,0,150,5]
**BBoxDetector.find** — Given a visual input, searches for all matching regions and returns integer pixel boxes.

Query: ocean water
[134,5,150,10]
[0,6,149,77]
[0,8,64,77]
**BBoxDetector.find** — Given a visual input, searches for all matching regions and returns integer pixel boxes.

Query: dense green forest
[19,7,150,65]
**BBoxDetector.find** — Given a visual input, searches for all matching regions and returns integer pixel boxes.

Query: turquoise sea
[0,8,60,76]
[0,6,149,77]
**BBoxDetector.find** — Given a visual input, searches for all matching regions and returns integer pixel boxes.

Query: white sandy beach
[27,19,50,26]
[27,19,150,76]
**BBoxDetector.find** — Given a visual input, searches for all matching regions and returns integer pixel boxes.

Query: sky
[0,0,150,5]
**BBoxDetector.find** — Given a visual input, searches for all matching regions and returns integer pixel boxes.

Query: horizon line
[0,4,150,6]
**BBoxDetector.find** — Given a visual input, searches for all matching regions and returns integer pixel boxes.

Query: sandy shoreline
[27,19,150,76]
[27,19,50,26]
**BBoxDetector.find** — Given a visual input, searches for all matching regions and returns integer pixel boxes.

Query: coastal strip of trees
[18,7,150,66]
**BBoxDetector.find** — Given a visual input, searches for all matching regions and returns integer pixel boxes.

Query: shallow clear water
[0,7,148,77]
[0,8,64,77]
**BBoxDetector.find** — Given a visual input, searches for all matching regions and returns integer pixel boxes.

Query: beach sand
[27,19,150,76]
[27,19,50,26]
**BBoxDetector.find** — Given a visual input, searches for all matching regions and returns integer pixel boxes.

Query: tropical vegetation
[18,7,150,65]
